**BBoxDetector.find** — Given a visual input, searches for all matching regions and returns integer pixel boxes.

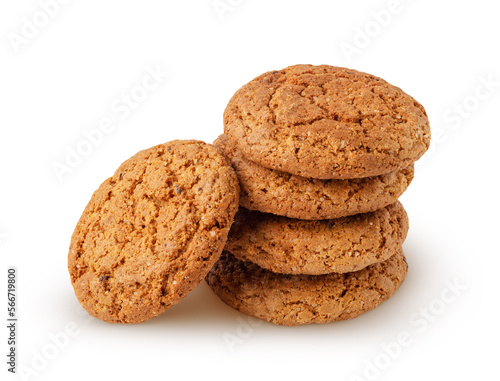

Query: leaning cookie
[214,134,414,220]
[206,250,407,326]
[226,202,408,275]
[224,64,430,179]
[68,140,239,324]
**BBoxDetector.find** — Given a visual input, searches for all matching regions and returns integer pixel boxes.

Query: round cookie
[224,64,430,179]
[206,250,407,326]
[226,202,408,275]
[68,140,239,324]
[214,134,414,220]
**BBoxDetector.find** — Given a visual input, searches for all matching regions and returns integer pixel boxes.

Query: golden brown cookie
[225,202,408,275]
[224,64,430,179]
[68,140,239,324]
[206,250,407,326]
[214,134,414,219]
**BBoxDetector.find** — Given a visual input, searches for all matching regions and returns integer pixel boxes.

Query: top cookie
[224,64,430,179]
[68,140,239,324]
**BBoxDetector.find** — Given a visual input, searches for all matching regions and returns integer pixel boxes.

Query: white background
[1,1,499,380]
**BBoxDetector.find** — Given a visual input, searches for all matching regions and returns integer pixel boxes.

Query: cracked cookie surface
[224,64,430,179]
[206,250,407,326]
[68,140,239,324]
[226,202,408,275]
[214,134,414,219]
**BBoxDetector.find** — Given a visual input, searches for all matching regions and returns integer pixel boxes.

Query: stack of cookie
[206,65,431,326]
[68,64,430,327]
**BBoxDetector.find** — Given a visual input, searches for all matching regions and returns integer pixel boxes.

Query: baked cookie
[206,250,407,326]
[224,64,430,179]
[68,140,239,324]
[214,134,414,220]
[226,202,408,275]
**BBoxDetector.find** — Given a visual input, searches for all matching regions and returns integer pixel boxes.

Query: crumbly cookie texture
[68,140,239,324]
[226,202,408,275]
[206,250,407,326]
[214,134,414,219]
[224,64,430,179]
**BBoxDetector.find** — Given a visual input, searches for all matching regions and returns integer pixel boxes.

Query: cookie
[226,202,408,275]
[214,134,414,220]
[206,250,407,326]
[68,140,239,324]
[224,64,430,179]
